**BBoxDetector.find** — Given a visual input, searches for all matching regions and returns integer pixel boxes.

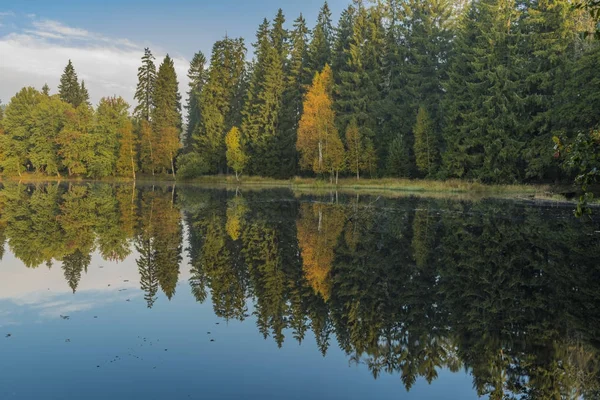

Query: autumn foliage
[297,64,344,182]
[296,203,345,301]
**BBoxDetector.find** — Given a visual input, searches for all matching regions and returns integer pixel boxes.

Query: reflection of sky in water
[0,230,477,400]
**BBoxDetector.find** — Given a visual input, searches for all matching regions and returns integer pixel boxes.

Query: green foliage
[194,37,247,174]
[152,55,182,175]
[413,107,439,177]
[176,152,209,179]
[306,2,333,76]
[277,14,309,178]
[134,48,157,121]
[443,0,524,183]
[242,13,288,178]
[334,1,385,167]
[345,119,376,180]
[58,60,86,107]
[1,0,598,191]
[225,127,247,179]
[184,51,208,151]
[555,131,600,217]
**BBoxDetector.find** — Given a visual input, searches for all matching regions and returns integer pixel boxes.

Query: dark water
[0,183,599,400]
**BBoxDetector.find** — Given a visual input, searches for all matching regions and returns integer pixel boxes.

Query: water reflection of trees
[0,183,182,304]
[183,189,600,398]
[1,183,600,397]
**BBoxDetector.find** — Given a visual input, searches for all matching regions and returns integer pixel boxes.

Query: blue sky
[0,0,347,107]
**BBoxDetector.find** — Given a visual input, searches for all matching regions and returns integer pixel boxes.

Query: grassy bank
[180,175,555,195]
[0,172,565,195]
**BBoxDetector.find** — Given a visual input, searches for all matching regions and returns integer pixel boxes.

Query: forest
[1,0,600,185]
[0,182,599,398]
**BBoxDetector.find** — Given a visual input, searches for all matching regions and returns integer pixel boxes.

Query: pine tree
[42,84,50,96]
[184,51,207,151]
[306,1,334,76]
[152,55,182,177]
[58,60,83,107]
[413,106,439,177]
[134,48,157,122]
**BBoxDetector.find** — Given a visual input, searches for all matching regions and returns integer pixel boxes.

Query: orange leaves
[297,203,345,301]
[297,65,344,176]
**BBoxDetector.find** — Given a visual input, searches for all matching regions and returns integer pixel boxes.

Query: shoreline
[0,173,569,197]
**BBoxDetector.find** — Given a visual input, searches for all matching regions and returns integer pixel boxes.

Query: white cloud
[0,17,189,109]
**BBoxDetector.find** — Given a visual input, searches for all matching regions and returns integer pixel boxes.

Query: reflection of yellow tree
[297,203,345,301]
[200,214,247,320]
[226,196,247,241]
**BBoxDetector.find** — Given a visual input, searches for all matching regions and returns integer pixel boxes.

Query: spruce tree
[334,1,385,175]
[134,48,157,121]
[42,84,50,96]
[443,0,523,182]
[79,81,90,106]
[380,0,412,176]
[194,37,246,174]
[520,0,580,180]
[242,14,287,177]
[184,51,208,152]
[413,106,439,177]
[152,55,182,177]
[277,14,309,178]
[382,0,453,177]
[306,2,334,76]
[58,60,83,107]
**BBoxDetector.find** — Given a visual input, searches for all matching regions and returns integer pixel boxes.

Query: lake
[0,182,599,399]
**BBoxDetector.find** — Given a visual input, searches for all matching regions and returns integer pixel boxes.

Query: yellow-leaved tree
[297,64,344,183]
[225,126,247,181]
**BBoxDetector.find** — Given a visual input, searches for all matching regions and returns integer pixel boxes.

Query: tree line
[1,183,600,397]
[0,0,599,183]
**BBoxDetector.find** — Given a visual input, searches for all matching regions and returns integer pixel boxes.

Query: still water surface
[0,183,599,399]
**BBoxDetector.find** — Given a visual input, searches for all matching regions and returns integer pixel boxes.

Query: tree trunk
[131,150,136,181]
[170,153,176,180]
[318,141,323,172]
